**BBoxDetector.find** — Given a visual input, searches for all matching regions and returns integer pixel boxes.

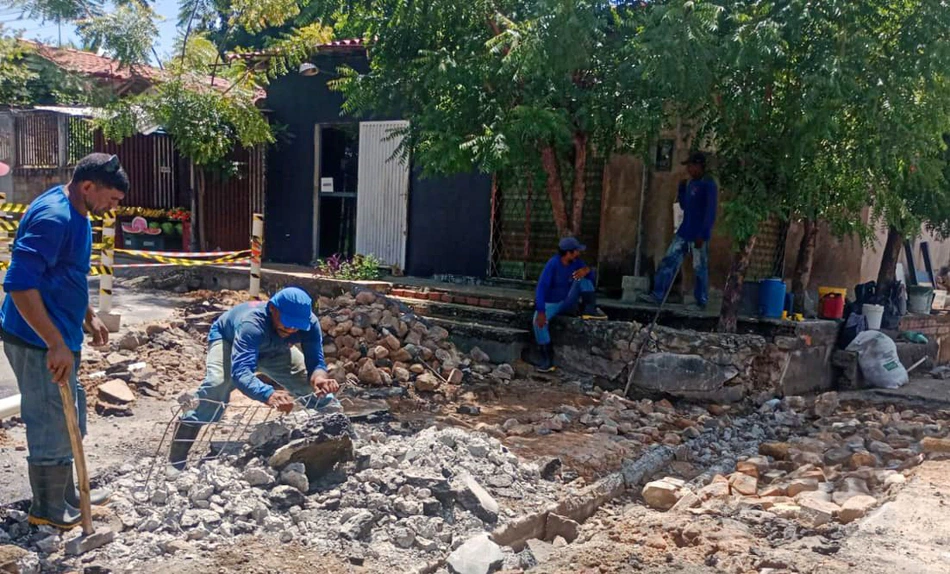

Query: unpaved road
[0,286,187,504]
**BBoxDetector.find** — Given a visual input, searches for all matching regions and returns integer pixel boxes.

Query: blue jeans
[653,235,709,307]
[182,340,338,424]
[533,279,594,345]
[4,341,85,466]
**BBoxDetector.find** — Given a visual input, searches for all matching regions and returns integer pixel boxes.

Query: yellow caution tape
[113,250,250,266]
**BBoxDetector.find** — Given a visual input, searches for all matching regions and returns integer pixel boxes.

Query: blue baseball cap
[269,287,313,331]
[558,237,586,252]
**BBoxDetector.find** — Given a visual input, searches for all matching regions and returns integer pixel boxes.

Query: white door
[355,121,410,271]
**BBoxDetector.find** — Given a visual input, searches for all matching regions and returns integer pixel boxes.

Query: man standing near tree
[0,153,128,529]
[642,151,718,311]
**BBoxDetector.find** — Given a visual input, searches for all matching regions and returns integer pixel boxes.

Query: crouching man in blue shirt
[533,237,606,373]
[168,287,341,471]
[642,151,718,311]
[0,153,128,529]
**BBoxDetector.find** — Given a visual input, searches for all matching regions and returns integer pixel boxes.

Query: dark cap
[558,237,586,252]
[681,151,707,166]
[73,153,130,193]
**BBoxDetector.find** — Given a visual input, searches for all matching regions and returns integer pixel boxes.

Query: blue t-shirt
[208,300,327,403]
[535,255,596,312]
[0,186,92,352]
[676,176,718,242]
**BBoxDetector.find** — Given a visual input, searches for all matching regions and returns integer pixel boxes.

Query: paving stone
[98,379,135,404]
[799,499,840,527]
[642,479,682,511]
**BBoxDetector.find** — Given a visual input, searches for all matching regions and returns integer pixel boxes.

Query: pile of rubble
[316,290,510,395]
[0,411,563,573]
[643,392,944,530]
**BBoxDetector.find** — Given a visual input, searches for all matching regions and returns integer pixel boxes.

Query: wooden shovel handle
[58,381,93,535]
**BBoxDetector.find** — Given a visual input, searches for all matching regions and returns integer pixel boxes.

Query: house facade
[263,42,492,277]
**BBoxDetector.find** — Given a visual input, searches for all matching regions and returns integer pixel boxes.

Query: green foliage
[97,80,272,169]
[78,1,158,67]
[315,253,382,281]
[680,0,950,247]
[0,31,38,105]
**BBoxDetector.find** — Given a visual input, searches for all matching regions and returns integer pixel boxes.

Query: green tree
[681,0,950,331]
[328,0,677,239]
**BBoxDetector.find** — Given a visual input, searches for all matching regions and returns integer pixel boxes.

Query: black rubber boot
[65,465,111,507]
[536,344,556,373]
[580,292,607,320]
[27,464,81,530]
[167,421,202,472]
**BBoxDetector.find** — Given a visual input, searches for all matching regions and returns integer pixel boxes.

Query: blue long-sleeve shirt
[0,186,91,352]
[676,176,718,242]
[535,256,596,312]
[208,301,326,402]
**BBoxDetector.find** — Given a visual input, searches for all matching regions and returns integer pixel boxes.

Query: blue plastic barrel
[758,278,787,318]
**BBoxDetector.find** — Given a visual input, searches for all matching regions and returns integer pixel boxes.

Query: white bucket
[863,304,884,331]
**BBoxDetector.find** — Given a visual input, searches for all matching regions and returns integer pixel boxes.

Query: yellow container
[818,287,847,300]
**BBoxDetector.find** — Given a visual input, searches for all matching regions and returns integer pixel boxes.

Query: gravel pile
[0,411,562,573]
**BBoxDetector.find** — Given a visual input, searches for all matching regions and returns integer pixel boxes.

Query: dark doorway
[318,124,359,260]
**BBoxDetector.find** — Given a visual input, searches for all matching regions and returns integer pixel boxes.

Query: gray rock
[545,513,579,543]
[392,526,416,549]
[446,533,504,574]
[629,353,741,402]
[339,510,375,541]
[280,463,310,493]
[268,486,306,509]
[470,347,491,363]
[243,467,275,487]
[455,474,499,523]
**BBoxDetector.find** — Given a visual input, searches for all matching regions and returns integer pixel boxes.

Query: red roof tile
[22,40,262,100]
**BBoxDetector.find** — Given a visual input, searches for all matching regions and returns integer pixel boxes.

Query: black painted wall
[406,170,492,278]
[264,50,492,277]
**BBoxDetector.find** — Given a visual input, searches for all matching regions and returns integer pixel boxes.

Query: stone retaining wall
[550,317,839,403]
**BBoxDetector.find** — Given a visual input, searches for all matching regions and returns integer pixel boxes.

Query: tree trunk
[877,225,904,291]
[196,168,208,252]
[569,131,588,234]
[540,144,571,237]
[791,218,818,311]
[718,235,758,333]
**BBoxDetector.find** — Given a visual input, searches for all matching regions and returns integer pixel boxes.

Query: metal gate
[355,121,410,271]
[489,158,604,280]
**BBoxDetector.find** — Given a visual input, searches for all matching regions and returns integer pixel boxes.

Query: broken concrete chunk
[839,494,877,524]
[799,498,840,527]
[268,485,305,509]
[786,478,819,498]
[65,528,116,556]
[545,513,579,544]
[260,413,354,479]
[98,379,135,404]
[414,373,442,392]
[455,474,499,523]
[280,463,310,494]
[642,479,682,511]
[813,391,840,418]
[358,361,383,386]
[446,533,504,574]
[339,510,375,541]
[759,442,790,460]
[729,472,758,496]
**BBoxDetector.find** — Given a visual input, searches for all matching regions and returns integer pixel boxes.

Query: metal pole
[634,155,651,277]
[98,211,116,314]
[250,213,264,298]
[0,192,8,300]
